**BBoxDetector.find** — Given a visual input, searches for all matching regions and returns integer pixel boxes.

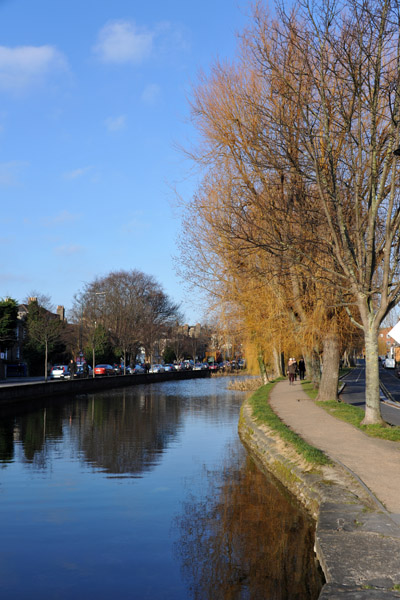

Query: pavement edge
[239,399,400,599]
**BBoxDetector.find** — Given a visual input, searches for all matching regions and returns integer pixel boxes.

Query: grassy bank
[301,381,400,442]
[248,382,330,465]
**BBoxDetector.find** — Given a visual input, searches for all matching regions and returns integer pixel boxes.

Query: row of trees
[179,0,400,424]
[0,269,212,378]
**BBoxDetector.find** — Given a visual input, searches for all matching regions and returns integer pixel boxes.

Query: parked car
[94,364,114,376]
[75,364,93,378]
[384,357,395,369]
[50,365,70,379]
[132,364,145,374]
[149,364,165,373]
[164,364,176,372]
[208,363,219,371]
[181,360,193,370]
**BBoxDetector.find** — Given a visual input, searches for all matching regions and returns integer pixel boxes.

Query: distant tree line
[0,269,216,378]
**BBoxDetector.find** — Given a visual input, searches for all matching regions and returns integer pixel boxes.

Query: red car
[94,364,114,376]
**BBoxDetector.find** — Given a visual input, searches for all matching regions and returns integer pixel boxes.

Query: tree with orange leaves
[181,0,400,422]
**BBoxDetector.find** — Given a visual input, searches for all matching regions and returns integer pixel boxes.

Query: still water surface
[0,377,323,599]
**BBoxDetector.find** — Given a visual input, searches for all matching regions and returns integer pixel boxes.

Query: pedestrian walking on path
[269,380,400,518]
[298,358,306,380]
[287,358,297,385]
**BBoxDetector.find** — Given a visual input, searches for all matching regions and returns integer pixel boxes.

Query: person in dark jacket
[298,358,306,380]
[69,358,76,379]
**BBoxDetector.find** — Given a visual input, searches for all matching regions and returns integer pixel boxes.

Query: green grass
[248,382,330,465]
[339,367,353,378]
[301,381,400,442]
[300,380,318,400]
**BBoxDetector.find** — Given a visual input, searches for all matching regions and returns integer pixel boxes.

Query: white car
[50,365,70,379]
[149,364,165,373]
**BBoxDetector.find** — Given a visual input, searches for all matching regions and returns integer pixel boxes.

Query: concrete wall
[0,369,210,405]
[239,398,400,598]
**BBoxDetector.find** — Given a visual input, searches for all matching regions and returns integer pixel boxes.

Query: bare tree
[140,284,180,364]
[180,0,400,422]
[73,270,180,368]
[25,299,63,381]
[246,0,400,422]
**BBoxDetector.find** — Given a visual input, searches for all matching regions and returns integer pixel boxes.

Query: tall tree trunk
[44,339,48,382]
[272,346,282,377]
[316,332,340,401]
[257,353,269,384]
[305,349,320,387]
[363,326,384,425]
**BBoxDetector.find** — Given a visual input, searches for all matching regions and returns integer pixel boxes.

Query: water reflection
[0,379,323,599]
[0,387,185,475]
[175,444,323,600]
[0,379,246,475]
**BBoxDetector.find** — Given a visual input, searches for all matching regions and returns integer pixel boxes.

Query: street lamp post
[92,321,96,378]
[90,292,106,378]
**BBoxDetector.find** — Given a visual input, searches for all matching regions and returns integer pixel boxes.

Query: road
[340,360,400,426]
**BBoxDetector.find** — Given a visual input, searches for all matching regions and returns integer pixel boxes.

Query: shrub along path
[269,379,400,520]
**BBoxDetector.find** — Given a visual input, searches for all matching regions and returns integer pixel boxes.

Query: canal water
[0,377,323,599]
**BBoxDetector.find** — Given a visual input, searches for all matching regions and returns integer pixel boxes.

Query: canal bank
[239,381,400,599]
[0,369,210,405]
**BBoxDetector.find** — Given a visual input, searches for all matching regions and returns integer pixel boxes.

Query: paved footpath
[269,380,400,521]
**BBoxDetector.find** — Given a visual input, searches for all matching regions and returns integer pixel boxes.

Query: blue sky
[0,0,251,323]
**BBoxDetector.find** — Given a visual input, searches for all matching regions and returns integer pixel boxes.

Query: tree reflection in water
[0,388,183,476]
[174,444,324,600]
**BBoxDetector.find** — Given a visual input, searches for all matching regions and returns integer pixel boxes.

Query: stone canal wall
[239,398,400,599]
[0,369,210,405]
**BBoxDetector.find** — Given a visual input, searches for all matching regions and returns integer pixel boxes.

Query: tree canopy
[179,0,399,422]
[0,298,18,349]
[73,269,181,366]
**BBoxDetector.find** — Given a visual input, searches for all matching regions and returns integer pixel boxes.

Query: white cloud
[0,160,29,185]
[105,114,126,132]
[63,166,93,180]
[0,45,67,92]
[54,244,84,256]
[141,84,160,105]
[93,21,153,64]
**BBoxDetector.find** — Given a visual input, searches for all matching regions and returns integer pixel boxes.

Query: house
[3,298,66,377]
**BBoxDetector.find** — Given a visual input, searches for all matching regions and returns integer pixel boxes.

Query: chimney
[57,305,65,321]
